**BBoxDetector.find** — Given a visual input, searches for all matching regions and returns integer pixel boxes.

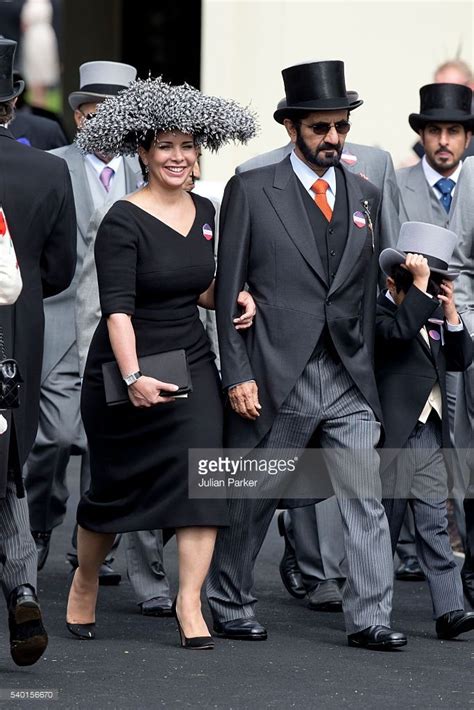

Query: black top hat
[408,83,474,133]
[0,39,24,102]
[274,60,363,124]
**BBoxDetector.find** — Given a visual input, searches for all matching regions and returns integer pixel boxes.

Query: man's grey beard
[296,131,343,168]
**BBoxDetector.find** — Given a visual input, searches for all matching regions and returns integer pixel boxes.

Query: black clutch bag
[101,349,192,406]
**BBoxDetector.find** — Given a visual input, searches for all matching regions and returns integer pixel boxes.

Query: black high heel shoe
[172,599,214,650]
[66,570,96,640]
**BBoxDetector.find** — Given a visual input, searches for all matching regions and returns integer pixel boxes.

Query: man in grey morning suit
[237,109,403,609]
[208,61,406,650]
[396,82,474,552]
[447,156,474,607]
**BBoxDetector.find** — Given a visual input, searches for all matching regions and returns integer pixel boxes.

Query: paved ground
[0,461,473,710]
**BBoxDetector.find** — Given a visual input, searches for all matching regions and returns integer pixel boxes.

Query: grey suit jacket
[397,161,450,228]
[237,141,401,252]
[75,160,142,376]
[40,143,92,381]
[448,157,474,461]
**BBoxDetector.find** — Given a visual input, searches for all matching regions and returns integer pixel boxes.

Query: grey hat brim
[379,247,459,281]
[68,91,116,111]
[0,80,24,103]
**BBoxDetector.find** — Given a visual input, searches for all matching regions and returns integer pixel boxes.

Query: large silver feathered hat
[75,76,258,155]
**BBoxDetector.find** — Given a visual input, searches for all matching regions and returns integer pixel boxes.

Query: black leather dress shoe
[32,531,51,571]
[348,625,407,650]
[140,597,174,617]
[461,568,474,608]
[213,618,268,640]
[277,512,306,599]
[307,580,343,612]
[395,557,425,581]
[8,585,48,666]
[69,556,121,586]
[436,610,474,639]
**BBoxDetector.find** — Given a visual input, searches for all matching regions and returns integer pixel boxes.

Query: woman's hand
[233,291,256,330]
[127,376,178,408]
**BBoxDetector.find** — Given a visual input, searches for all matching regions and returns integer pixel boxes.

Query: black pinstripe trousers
[207,349,394,634]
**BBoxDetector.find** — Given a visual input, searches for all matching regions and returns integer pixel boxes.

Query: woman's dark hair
[136,129,156,183]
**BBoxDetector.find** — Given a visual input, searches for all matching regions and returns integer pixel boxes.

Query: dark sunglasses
[301,120,351,135]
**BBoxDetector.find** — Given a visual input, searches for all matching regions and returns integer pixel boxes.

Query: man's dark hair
[390,264,414,294]
[390,263,443,297]
[0,100,14,126]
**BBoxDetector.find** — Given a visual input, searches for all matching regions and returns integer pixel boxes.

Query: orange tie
[311,179,333,222]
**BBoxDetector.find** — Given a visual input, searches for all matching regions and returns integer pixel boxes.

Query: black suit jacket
[375,287,472,472]
[0,128,76,495]
[216,155,382,449]
[10,111,68,151]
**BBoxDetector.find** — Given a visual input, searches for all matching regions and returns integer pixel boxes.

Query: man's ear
[386,276,396,293]
[283,118,297,143]
[465,130,472,149]
[418,128,425,145]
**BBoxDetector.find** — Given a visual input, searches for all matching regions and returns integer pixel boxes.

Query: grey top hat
[379,221,460,281]
[68,61,137,110]
[0,39,24,102]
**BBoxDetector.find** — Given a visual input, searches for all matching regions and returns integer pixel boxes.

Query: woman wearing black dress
[66,78,257,648]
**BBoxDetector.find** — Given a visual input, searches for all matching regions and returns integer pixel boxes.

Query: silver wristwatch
[123,370,142,387]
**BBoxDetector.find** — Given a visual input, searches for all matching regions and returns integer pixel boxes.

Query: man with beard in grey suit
[396,82,474,567]
[236,98,403,610]
[208,60,406,650]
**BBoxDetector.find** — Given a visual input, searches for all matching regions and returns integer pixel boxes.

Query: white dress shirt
[422,155,462,203]
[290,150,336,209]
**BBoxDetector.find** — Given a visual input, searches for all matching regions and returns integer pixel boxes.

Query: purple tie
[100,166,114,192]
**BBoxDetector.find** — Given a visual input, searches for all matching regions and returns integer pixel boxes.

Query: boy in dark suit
[376,221,474,639]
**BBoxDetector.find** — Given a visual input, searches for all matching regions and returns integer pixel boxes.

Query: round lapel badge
[428,329,441,341]
[202,223,213,241]
[352,211,366,229]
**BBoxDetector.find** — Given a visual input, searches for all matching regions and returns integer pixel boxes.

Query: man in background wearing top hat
[23,61,172,615]
[376,222,474,639]
[0,38,76,665]
[209,60,406,650]
[448,158,474,608]
[397,83,474,560]
[237,94,403,611]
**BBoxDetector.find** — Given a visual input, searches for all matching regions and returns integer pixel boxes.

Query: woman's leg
[66,526,115,623]
[175,527,217,637]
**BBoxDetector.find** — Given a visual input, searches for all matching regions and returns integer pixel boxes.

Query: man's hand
[402,253,430,292]
[228,381,261,420]
[438,279,460,325]
[233,291,256,330]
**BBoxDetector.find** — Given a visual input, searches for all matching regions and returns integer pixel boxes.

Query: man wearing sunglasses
[236,97,403,610]
[210,60,405,650]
